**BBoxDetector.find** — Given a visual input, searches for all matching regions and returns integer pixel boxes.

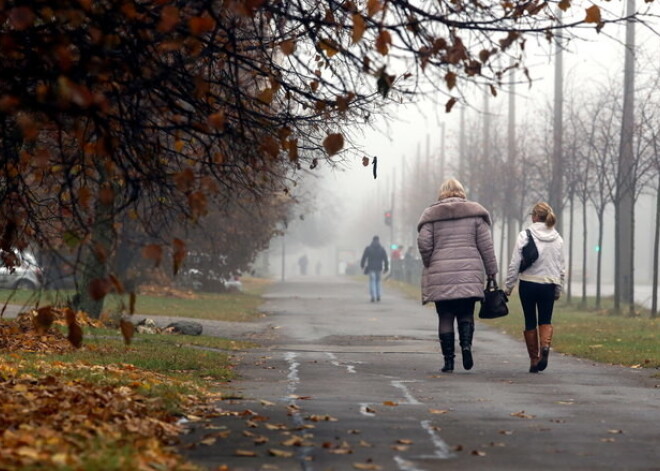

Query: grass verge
[387,279,660,369]
[0,277,271,322]
[0,279,269,470]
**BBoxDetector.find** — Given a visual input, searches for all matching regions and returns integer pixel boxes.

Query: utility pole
[506,61,517,265]
[615,0,636,313]
[550,10,564,235]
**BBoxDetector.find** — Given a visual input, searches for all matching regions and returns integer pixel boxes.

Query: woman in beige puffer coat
[417,178,498,373]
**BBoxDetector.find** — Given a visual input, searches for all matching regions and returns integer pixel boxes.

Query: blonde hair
[438,178,466,200]
[531,202,557,228]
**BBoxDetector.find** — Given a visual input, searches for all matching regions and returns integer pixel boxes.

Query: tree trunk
[581,200,588,308]
[596,210,604,309]
[652,183,660,318]
[499,220,506,286]
[78,188,116,319]
[567,191,575,304]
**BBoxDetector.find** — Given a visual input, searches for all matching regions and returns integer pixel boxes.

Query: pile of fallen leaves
[0,359,202,470]
[0,311,214,470]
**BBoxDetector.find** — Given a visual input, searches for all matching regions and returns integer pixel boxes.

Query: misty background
[256,5,660,308]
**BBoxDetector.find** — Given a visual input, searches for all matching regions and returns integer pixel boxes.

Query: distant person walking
[417,178,498,373]
[360,236,389,302]
[505,202,565,373]
[298,254,308,276]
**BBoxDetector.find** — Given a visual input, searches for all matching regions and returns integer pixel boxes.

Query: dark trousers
[434,298,477,336]
[519,280,556,330]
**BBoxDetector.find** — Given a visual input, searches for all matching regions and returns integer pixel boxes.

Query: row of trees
[0,0,640,316]
[391,63,660,317]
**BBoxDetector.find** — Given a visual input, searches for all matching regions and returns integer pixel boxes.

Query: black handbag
[519,229,539,272]
[478,278,509,319]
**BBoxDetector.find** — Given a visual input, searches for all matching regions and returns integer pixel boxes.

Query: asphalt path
[182,276,660,471]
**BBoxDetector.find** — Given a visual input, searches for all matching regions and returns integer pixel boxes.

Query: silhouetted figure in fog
[403,246,416,284]
[417,178,498,373]
[360,236,389,302]
[298,254,308,275]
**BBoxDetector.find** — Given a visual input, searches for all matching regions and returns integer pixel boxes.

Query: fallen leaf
[306,414,338,422]
[200,437,217,446]
[281,436,303,447]
[235,449,258,457]
[429,409,449,414]
[353,463,382,470]
[471,450,487,456]
[268,448,294,458]
[359,440,373,447]
[391,445,409,451]
[510,410,535,419]
[383,401,398,406]
[260,399,276,406]
[396,439,413,445]
[265,423,288,430]
[607,429,624,434]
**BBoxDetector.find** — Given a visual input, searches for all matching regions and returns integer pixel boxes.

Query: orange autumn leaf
[584,5,601,24]
[89,277,111,301]
[445,72,457,90]
[367,0,383,16]
[352,14,366,43]
[142,244,163,266]
[172,238,186,275]
[188,191,208,219]
[34,306,56,334]
[323,133,344,156]
[158,5,179,32]
[280,39,296,55]
[120,319,135,345]
[189,16,216,34]
[375,30,392,55]
[445,97,457,113]
[207,111,226,130]
[67,321,83,348]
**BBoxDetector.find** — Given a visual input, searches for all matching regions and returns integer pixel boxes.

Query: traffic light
[384,210,392,226]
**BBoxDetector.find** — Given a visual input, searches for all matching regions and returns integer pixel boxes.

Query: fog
[259,8,660,292]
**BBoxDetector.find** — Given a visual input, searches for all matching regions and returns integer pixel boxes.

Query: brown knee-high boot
[523,329,540,373]
[537,324,553,371]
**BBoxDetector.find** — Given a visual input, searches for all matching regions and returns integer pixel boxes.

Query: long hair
[438,178,466,200]
[532,202,557,228]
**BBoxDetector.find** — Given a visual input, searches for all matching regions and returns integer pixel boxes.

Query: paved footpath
[182,276,659,471]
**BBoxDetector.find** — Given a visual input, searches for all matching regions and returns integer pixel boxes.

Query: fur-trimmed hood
[417,197,492,232]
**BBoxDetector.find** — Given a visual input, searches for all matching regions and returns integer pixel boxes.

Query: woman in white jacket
[505,202,565,373]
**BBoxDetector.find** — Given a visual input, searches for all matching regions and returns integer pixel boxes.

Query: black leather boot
[439,333,455,373]
[458,322,474,370]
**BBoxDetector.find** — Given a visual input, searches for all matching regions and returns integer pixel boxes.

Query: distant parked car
[0,250,43,290]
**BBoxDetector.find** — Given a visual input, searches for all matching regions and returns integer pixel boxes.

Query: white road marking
[284,351,300,397]
[325,352,358,373]
[284,352,314,470]
[394,455,426,471]
[391,380,421,405]
[420,419,454,459]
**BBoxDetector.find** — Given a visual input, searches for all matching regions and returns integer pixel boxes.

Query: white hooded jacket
[505,222,566,295]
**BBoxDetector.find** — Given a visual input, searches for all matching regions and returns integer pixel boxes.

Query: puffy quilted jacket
[417,198,498,304]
